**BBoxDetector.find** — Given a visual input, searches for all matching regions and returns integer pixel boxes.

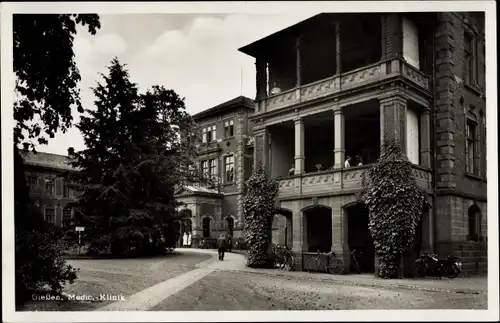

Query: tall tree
[13,14,101,306]
[69,59,202,255]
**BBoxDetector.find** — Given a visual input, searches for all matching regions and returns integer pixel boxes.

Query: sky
[38,13,315,155]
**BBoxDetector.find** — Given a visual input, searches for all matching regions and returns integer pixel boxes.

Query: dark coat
[216,237,227,249]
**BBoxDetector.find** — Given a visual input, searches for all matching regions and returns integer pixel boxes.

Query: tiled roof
[192,96,254,121]
[20,150,80,172]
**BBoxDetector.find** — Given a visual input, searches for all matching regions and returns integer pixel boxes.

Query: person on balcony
[344,156,352,168]
[356,155,364,166]
[288,164,295,176]
[270,82,281,95]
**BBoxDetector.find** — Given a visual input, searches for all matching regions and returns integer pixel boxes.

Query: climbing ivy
[243,164,279,268]
[362,140,425,278]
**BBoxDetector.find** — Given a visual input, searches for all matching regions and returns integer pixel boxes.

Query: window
[27,176,38,191]
[464,32,475,85]
[467,205,481,241]
[203,125,217,143]
[226,217,234,236]
[201,160,209,176]
[202,127,207,143]
[208,159,217,179]
[466,120,478,174]
[62,206,72,228]
[45,206,55,224]
[202,217,211,238]
[224,155,235,183]
[45,178,55,196]
[224,120,234,138]
[63,180,70,198]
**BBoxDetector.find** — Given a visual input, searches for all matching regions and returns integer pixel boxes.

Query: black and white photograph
[1,1,498,322]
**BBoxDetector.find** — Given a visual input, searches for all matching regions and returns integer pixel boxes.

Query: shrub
[16,229,79,304]
[243,164,279,268]
[362,140,425,278]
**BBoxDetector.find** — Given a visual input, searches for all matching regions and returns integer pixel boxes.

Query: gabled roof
[192,96,254,122]
[174,185,223,198]
[20,150,80,172]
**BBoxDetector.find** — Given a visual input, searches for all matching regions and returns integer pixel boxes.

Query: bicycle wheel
[305,257,318,273]
[284,255,295,271]
[328,257,345,274]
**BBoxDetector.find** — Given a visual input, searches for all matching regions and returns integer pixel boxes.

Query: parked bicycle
[350,249,363,274]
[273,244,295,271]
[305,250,345,274]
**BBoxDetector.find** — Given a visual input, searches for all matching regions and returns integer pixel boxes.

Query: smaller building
[174,96,255,247]
[20,144,80,228]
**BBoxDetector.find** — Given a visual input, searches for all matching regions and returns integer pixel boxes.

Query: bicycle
[350,249,362,274]
[306,250,345,274]
[273,245,295,271]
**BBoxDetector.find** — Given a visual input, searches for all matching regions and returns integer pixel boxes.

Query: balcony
[276,165,432,199]
[256,58,430,115]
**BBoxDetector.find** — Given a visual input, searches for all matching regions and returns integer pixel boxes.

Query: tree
[68,58,202,256]
[14,14,100,147]
[13,14,100,305]
[243,164,279,268]
[362,140,426,278]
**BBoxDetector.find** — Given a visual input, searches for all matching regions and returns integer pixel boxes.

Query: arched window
[202,217,211,238]
[226,217,234,236]
[468,205,481,242]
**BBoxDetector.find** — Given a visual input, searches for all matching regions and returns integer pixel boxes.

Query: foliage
[362,140,425,278]
[67,58,201,256]
[14,148,78,305]
[13,14,101,147]
[243,164,279,268]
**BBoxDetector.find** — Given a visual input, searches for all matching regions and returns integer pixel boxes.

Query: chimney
[67,147,75,157]
[22,143,30,151]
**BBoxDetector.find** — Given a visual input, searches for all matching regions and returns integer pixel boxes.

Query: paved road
[19,249,487,311]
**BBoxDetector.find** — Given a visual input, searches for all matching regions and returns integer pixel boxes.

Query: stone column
[379,90,407,152]
[420,109,431,168]
[254,127,269,171]
[296,36,302,87]
[235,113,246,228]
[335,22,341,74]
[294,117,305,175]
[255,58,267,100]
[291,201,305,270]
[333,108,345,169]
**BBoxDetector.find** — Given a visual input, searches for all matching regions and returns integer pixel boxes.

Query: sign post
[75,227,85,254]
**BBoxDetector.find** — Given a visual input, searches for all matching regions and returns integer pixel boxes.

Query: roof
[174,185,223,198]
[238,13,324,58]
[192,96,254,121]
[20,150,80,172]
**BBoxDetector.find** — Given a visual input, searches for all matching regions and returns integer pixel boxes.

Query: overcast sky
[37,13,315,155]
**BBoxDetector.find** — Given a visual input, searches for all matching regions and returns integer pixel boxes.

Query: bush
[243,165,279,268]
[16,229,79,304]
[362,140,425,278]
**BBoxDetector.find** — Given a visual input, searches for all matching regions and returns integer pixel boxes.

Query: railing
[259,58,430,114]
[277,165,432,198]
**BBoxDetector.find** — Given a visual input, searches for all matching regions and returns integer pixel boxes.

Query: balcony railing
[257,58,430,114]
[277,165,432,198]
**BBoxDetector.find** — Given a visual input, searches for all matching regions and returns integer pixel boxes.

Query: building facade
[174,96,255,247]
[20,144,80,228]
[238,12,487,274]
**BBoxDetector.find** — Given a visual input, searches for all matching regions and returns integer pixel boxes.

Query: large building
[174,96,255,247]
[20,144,80,228]
[237,12,487,274]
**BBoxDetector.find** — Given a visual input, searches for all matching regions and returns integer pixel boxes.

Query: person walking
[216,234,227,261]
